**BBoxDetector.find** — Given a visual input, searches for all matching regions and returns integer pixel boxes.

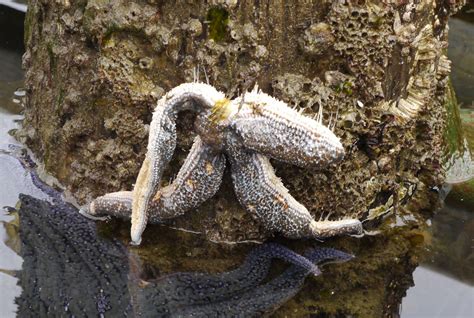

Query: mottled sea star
[85,83,363,244]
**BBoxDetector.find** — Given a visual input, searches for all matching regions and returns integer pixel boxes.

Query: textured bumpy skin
[164,247,354,317]
[90,190,133,219]
[131,83,226,244]
[134,242,323,313]
[90,136,226,222]
[87,83,362,244]
[17,195,131,317]
[148,136,226,221]
[230,91,344,168]
[130,245,354,317]
[226,134,361,239]
[226,136,315,238]
[17,194,353,317]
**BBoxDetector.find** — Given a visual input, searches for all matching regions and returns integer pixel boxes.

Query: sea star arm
[175,248,353,317]
[87,191,133,219]
[148,135,226,221]
[86,136,226,224]
[132,83,227,244]
[226,136,362,239]
[230,91,344,168]
[134,243,321,312]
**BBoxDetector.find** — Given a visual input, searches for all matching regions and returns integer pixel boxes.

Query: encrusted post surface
[20,0,465,242]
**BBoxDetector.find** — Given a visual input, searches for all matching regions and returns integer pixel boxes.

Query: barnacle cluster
[328,2,394,99]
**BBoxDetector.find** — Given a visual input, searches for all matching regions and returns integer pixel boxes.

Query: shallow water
[0,4,473,317]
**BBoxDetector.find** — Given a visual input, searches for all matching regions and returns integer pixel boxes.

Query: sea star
[133,245,353,316]
[85,83,363,244]
[166,247,353,316]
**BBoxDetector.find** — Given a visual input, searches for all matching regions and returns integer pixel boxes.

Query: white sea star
[85,83,363,245]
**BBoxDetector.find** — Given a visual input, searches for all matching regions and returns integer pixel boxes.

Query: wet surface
[400,7,474,317]
[0,4,473,318]
[398,6,474,317]
[0,1,26,13]
[0,6,28,316]
[12,196,352,317]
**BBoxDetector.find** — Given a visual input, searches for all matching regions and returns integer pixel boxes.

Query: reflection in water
[0,4,24,83]
[401,174,474,317]
[403,266,473,317]
[426,204,474,284]
[0,7,29,312]
[130,247,352,317]
[14,195,352,317]
[15,195,131,317]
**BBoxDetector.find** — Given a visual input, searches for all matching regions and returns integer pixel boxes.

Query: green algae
[460,108,474,151]
[335,80,354,96]
[206,7,229,42]
[56,88,65,110]
[448,179,474,209]
[46,41,58,77]
[23,3,35,46]
[447,108,474,210]
[444,81,465,156]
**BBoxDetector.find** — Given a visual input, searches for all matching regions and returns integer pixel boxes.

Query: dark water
[0,3,473,317]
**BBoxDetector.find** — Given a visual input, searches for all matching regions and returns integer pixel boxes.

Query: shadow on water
[0,2,473,318]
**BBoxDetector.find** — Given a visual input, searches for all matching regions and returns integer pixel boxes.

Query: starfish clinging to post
[84,82,363,245]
